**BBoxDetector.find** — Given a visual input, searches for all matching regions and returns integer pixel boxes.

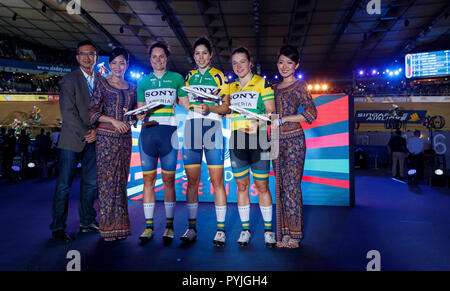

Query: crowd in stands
[351,79,450,97]
[408,82,450,96]
[2,69,449,96]
[0,35,77,67]
[2,35,450,96]
[0,71,61,93]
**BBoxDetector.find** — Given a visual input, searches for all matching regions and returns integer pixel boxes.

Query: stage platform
[0,169,449,271]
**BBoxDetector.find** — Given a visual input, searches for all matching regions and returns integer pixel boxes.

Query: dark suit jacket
[58,68,102,152]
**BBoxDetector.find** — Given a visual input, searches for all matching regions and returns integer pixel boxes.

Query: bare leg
[161,172,176,202]
[254,179,272,207]
[185,166,201,203]
[236,176,250,206]
[208,167,226,206]
[142,172,157,203]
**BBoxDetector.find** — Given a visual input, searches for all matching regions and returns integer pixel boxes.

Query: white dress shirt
[80,68,95,90]
[407,136,424,154]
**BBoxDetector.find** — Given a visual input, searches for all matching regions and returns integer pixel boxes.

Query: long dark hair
[278,45,300,64]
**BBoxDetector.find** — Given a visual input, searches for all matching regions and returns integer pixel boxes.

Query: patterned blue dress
[273,80,317,242]
[89,78,137,240]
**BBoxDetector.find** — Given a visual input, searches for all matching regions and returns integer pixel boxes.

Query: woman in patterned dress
[89,47,137,241]
[271,45,317,248]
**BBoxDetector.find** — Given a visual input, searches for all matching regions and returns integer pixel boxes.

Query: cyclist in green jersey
[136,41,189,244]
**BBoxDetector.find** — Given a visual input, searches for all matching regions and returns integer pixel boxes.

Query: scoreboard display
[405,50,450,79]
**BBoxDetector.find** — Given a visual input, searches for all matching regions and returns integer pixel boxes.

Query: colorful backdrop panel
[126,93,353,206]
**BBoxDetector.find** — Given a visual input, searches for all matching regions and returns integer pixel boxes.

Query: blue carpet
[0,169,449,270]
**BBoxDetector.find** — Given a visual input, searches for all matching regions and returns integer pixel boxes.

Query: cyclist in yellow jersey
[229,46,276,247]
[181,37,231,246]
[136,41,189,244]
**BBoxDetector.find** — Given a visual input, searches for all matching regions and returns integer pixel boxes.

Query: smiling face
[76,44,98,72]
[232,52,252,79]
[150,47,167,72]
[194,44,212,70]
[277,54,299,79]
[109,54,128,79]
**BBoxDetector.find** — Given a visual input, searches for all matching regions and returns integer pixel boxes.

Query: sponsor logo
[145,90,176,97]
[190,86,217,95]
[230,92,258,100]
[144,89,176,105]
[355,110,427,123]
[409,113,420,122]
[230,91,259,109]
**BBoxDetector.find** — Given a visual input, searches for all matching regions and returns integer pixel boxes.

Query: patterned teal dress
[273,80,317,242]
[89,78,137,240]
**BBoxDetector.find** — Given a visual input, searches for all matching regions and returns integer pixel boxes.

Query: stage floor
[0,169,449,271]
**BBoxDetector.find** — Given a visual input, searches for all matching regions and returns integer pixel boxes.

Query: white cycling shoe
[237,230,251,246]
[213,230,226,246]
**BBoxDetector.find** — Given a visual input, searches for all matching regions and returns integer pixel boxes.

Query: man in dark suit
[388,129,407,180]
[50,40,101,242]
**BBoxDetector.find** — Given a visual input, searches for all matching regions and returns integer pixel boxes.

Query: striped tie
[86,76,93,96]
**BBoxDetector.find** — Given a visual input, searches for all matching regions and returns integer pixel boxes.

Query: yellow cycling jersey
[185,67,230,121]
[229,74,274,131]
